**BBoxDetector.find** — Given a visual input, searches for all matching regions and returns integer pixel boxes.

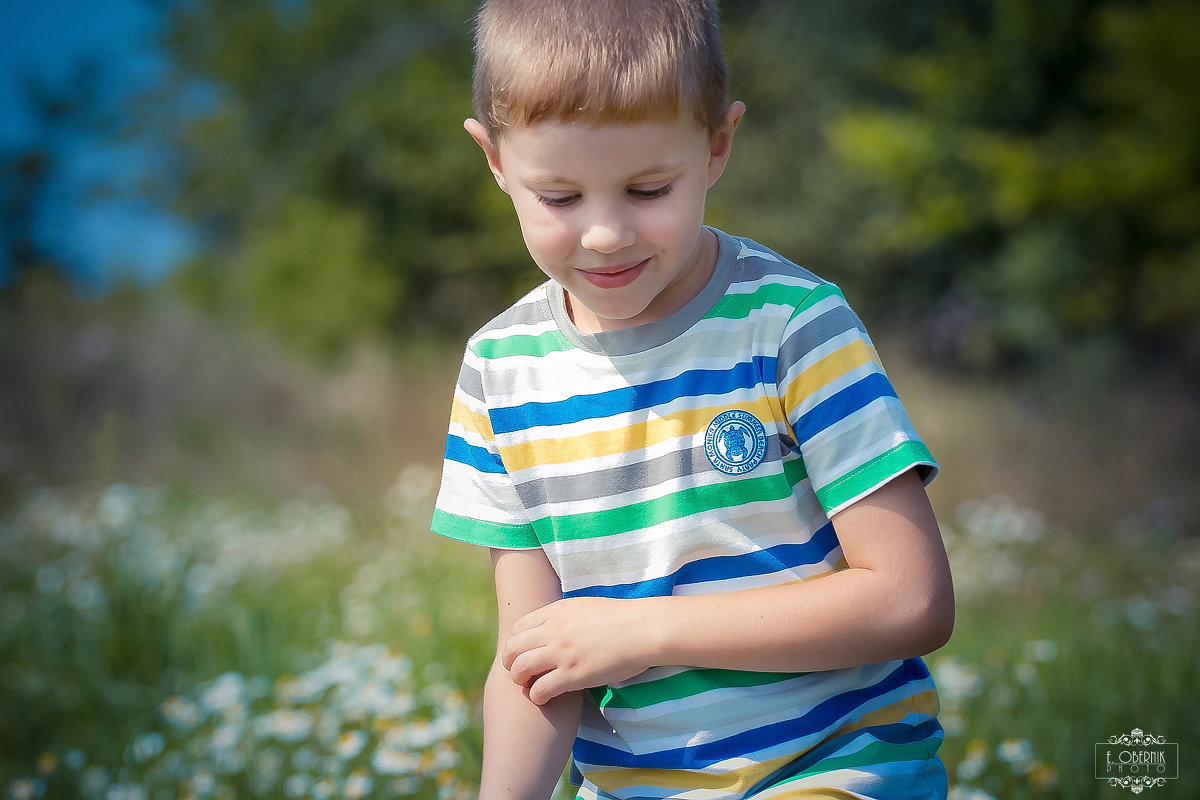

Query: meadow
[1,303,1197,799]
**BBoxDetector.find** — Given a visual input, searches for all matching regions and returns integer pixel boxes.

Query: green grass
[1,482,1195,799]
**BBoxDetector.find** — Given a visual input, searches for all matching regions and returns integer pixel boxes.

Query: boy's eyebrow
[522,161,689,185]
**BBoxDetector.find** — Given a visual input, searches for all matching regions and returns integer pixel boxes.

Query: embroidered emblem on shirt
[704,410,768,475]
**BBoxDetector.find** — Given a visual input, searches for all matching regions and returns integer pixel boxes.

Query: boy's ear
[707,101,746,188]
[464,118,509,193]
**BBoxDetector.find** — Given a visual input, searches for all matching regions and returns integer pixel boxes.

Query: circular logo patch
[704,410,768,475]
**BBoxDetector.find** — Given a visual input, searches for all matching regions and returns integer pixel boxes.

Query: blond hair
[471,0,729,140]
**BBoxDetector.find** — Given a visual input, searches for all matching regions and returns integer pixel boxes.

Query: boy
[432,1,955,797]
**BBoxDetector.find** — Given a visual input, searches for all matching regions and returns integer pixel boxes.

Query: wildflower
[6,778,43,800]
[283,774,312,799]
[932,657,982,705]
[1022,639,1058,663]
[254,747,284,779]
[336,730,368,759]
[955,739,988,782]
[313,778,337,799]
[258,708,313,743]
[947,787,997,800]
[185,770,216,797]
[63,749,87,771]
[1013,661,1038,686]
[1030,762,1059,791]
[161,696,203,730]
[131,732,165,764]
[210,724,241,754]
[35,753,57,775]
[391,776,422,795]
[1126,596,1158,630]
[996,738,1035,774]
[372,743,419,776]
[940,713,966,737]
[199,673,246,715]
[344,768,373,800]
[291,746,319,772]
[105,785,148,800]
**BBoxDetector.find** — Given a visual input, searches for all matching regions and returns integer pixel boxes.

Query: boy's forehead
[497,114,709,150]
[495,116,710,174]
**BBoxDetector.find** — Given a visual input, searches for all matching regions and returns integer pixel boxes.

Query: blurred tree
[814,0,1200,370]
[0,60,115,300]
[163,0,531,358]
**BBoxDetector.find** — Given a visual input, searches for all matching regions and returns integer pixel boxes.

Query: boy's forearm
[480,657,580,799]
[639,564,953,673]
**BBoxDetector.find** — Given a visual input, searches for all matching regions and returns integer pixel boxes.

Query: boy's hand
[502,597,653,705]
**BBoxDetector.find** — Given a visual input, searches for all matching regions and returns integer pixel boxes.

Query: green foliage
[166,0,533,358]
[820,0,1200,369]
[156,0,1199,371]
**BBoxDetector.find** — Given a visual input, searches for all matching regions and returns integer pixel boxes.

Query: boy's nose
[579,205,635,254]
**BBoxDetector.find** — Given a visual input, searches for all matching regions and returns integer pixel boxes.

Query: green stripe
[472,330,573,359]
[782,454,808,485]
[777,736,941,784]
[591,668,807,710]
[431,509,540,549]
[789,282,845,318]
[705,281,822,322]
[531,471,796,543]
[815,442,936,514]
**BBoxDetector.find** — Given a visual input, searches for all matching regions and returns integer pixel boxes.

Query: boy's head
[471,0,729,142]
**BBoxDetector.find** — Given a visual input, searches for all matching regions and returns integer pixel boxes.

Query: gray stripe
[513,439,784,509]
[454,359,485,401]
[777,304,866,384]
[471,287,553,338]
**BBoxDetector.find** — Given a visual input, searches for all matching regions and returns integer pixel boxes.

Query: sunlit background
[1,1,1197,798]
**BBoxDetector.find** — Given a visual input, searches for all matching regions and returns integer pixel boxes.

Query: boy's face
[466,104,743,333]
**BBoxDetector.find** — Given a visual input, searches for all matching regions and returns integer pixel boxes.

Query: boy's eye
[535,193,579,208]
[629,184,673,200]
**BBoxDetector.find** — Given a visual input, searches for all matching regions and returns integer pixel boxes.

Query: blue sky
[1,0,195,290]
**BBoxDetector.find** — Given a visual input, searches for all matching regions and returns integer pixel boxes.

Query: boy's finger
[500,627,541,670]
[508,645,554,686]
[527,671,567,706]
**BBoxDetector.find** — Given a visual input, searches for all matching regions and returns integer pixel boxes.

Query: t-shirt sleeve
[431,350,541,549]
[777,283,937,517]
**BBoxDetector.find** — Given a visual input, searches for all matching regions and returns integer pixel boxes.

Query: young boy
[432,1,955,797]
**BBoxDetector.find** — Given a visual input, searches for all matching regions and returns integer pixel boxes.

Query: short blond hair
[471,0,729,141]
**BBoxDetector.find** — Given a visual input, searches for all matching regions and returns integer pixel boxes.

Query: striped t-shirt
[433,229,947,799]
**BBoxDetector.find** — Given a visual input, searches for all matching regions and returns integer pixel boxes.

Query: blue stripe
[564,523,840,600]
[489,356,778,434]
[443,435,506,474]
[572,660,921,769]
[793,372,896,445]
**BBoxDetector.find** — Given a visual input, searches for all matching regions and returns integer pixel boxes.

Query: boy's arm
[480,547,581,799]
[502,469,955,705]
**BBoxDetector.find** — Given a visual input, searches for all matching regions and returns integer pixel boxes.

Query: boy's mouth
[578,258,650,289]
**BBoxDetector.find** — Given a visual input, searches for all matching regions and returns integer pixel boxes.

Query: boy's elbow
[909,581,955,654]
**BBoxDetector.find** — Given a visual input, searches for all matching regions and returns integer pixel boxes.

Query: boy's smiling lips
[576,258,651,289]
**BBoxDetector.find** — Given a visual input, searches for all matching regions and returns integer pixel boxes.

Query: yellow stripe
[498,401,772,471]
[589,750,799,793]
[449,397,495,441]
[782,339,879,417]
[826,689,940,740]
